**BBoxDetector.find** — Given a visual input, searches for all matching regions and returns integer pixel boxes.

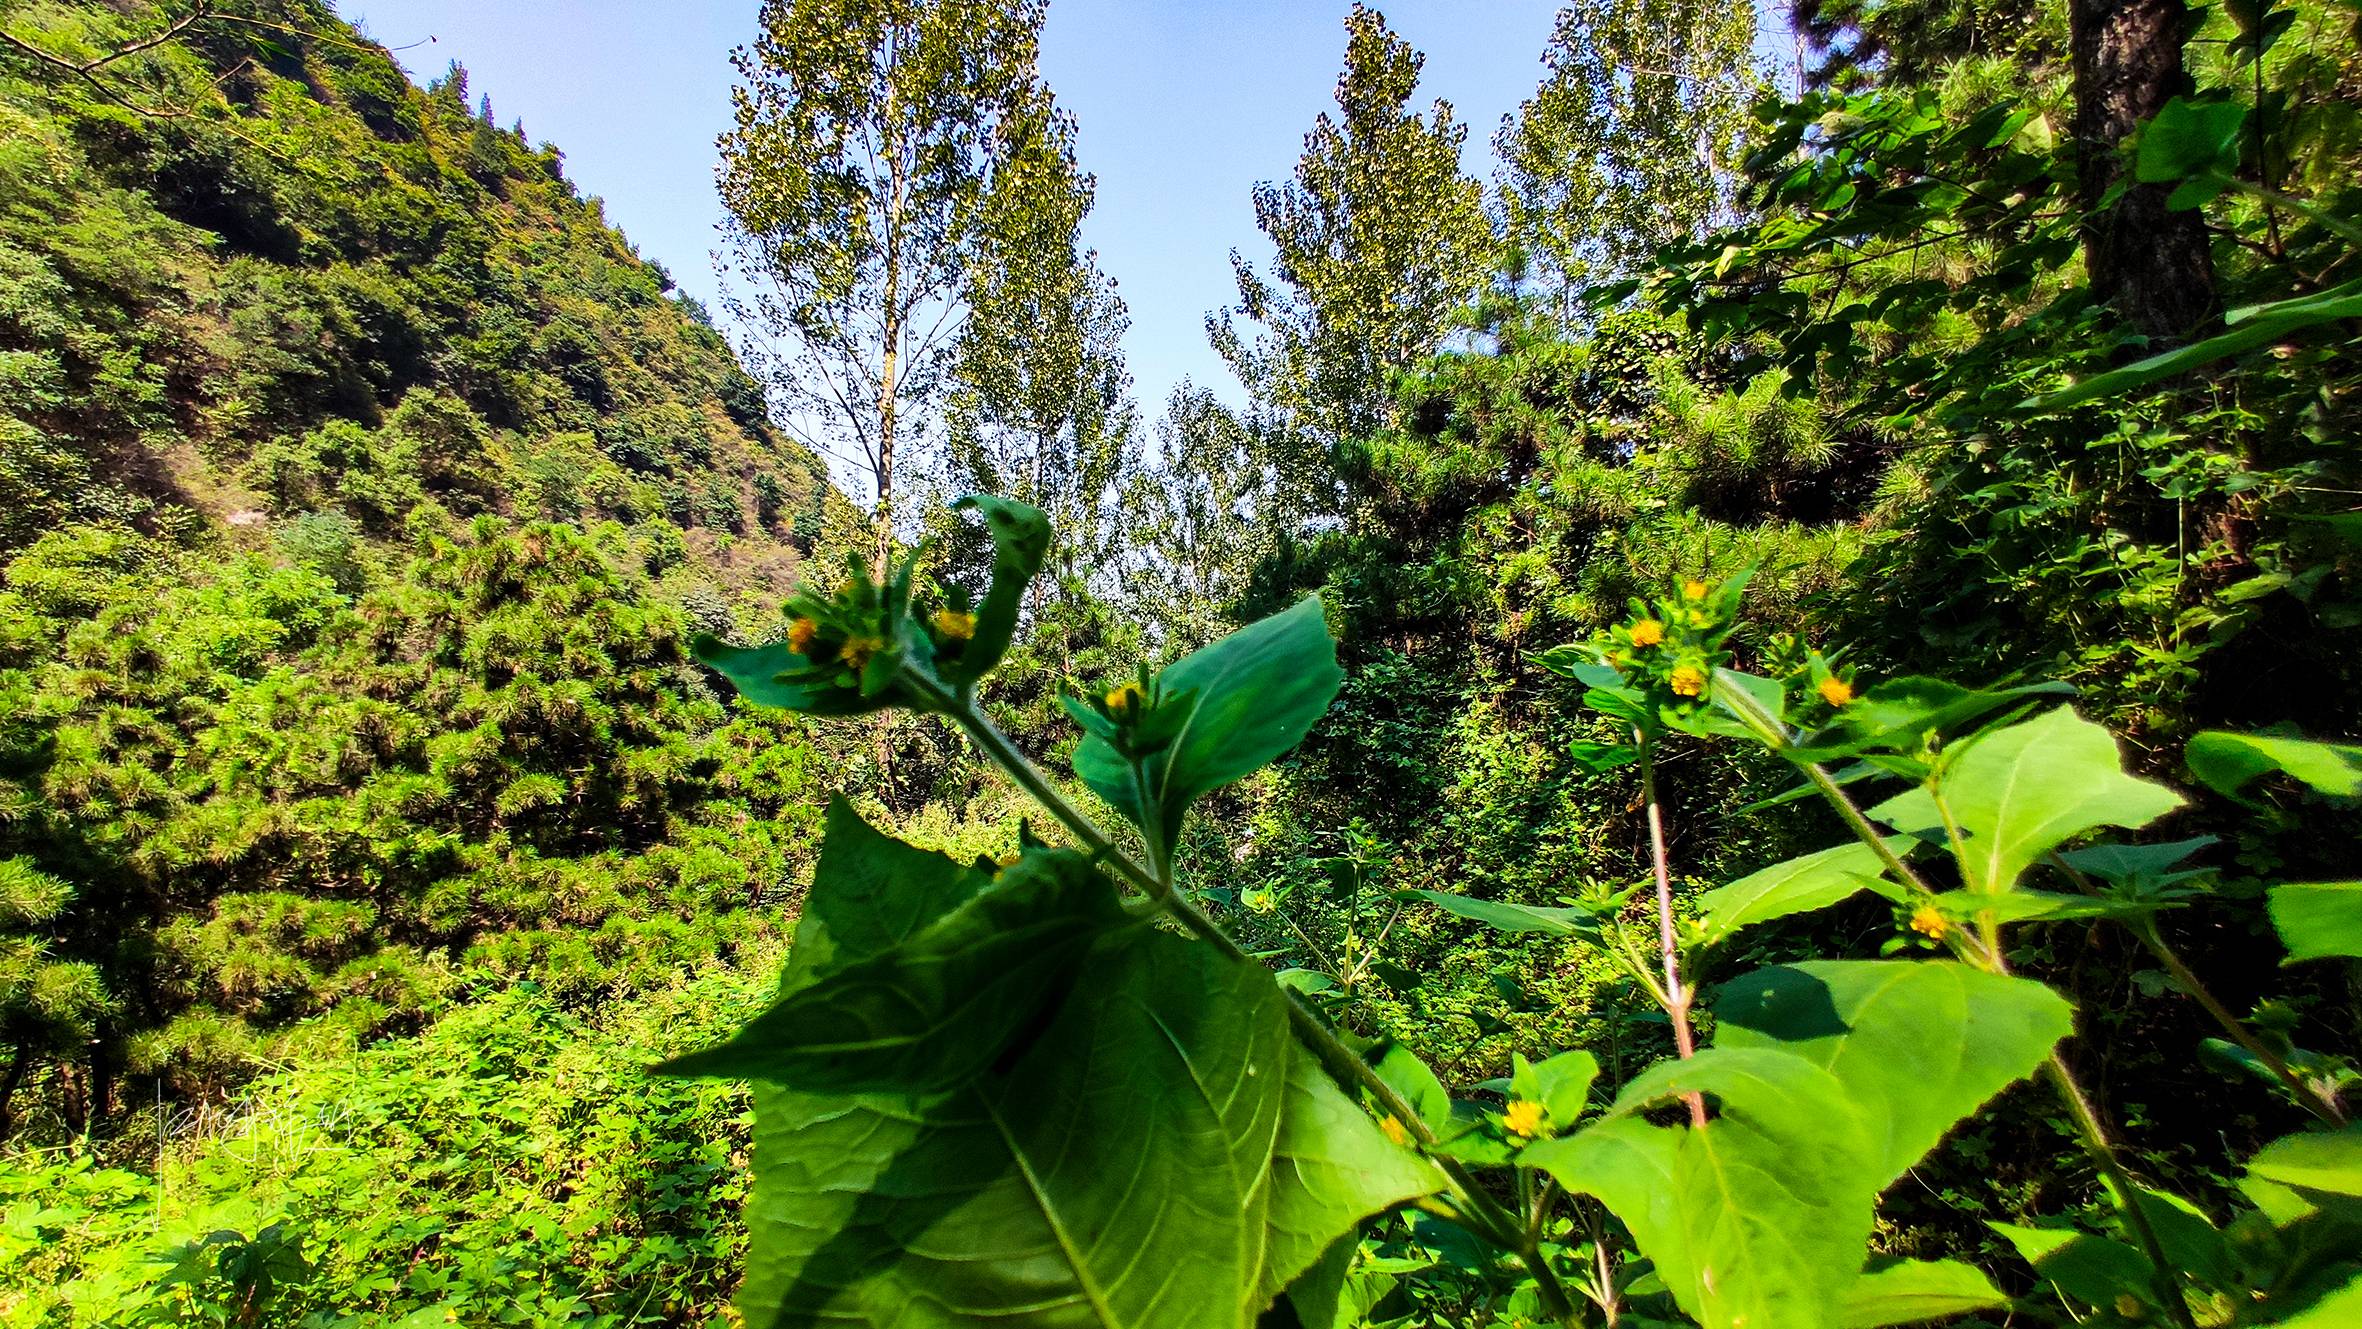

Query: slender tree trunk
[0,1044,29,1144]
[875,308,900,572]
[2070,0,2219,339]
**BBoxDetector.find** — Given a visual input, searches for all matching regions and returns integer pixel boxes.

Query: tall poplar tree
[1210,3,1492,526]
[715,0,1052,567]
[943,88,1138,591]
[1495,0,1762,318]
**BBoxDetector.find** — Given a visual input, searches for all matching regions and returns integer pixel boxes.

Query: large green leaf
[2276,1276,2362,1328]
[946,495,1050,689]
[1525,1048,1880,1329]
[1072,598,1342,846]
[730,930,1428,1329]
[2269,883,2362,963]
[1787,677,2076,761]
[2187,731,2362,800]
[1992,1223,2152,1308]
[1839,1258,2010,1327]
[2134,97,2249,185]
[1870,706,2182,895]
[661,846,1129,1092]
[2247,1127,2362,1200]
[1261,1045,1446,1308]
[1713,961,2072,1186]
[1694,839,1912,947]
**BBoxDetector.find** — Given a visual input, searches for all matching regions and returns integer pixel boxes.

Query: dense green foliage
[4,0,2360,1324]
[0,0,860,1141]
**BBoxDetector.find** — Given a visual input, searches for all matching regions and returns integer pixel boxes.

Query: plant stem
[2040,1053,2200,1329]
[1639,736,1709,1130]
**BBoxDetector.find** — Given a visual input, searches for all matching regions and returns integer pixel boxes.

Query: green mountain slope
[0,1,857,1134]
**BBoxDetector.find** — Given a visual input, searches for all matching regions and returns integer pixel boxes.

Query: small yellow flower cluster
[1502,1098,1546,1139]
[1379,1114,1411,1147]
[1594,573,1740,709]
[1105,680,1146,720]
[1909,905,1948,940]
[787,617,819,655]
[1818,676,1855,708]
[840,633,887,670]
[932,608,977,642]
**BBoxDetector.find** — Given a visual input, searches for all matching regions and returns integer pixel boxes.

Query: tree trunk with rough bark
[2070,0,2220,340]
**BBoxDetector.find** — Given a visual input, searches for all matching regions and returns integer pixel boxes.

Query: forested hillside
[5,0,2361,1326]
[0,0,857,1137]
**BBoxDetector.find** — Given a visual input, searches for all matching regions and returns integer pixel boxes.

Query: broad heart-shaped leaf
[1073,598,1342,847]
[733,930,1433,1329]
[946,495,1050,690]
[1839,1258,2009,1327]
[1524,1048,1881,1329]
[1713,961,2072,1187]
[2268,883,2362,963]
[2134,97,2249,184]
[661,844,1128,1092]
[2187,731,2362,800]
[1870,706,2183,895]
[1694,838,1913,947]
[1991,1223,2152,1308]
[1261,1044,1447,1310]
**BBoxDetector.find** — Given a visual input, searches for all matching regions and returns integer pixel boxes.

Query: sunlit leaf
[1414,890,1590,935]
[1527,1048,1880,1329]
[2269,883,2362,962]
[2187,731,2362,800]
[1870,707,2182,895]
[1714,961,2071,1186]
[1695,839,1912,947]
[1839,1257,2009,1327]
[1072,597,1342,846]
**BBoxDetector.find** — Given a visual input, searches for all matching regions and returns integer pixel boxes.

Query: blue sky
[350,1,1568,415]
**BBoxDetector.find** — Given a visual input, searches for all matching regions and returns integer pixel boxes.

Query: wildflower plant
[675,498,2362,1329]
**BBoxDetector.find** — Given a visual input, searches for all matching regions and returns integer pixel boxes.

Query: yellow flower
[1669,664,1707,698]
[1105,680,1146,719]
[1910,905,1949,939]
[1818,676,1855,708]
[1503,1099,1546,1139]
[1683,579,1708,600]
[1629,618,1665,648]
[840,633,886,670]
[2114,1293,2144,1319]
[932,608,977,642]
[786,617,819,655]
[1379,1114,1410,1147]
